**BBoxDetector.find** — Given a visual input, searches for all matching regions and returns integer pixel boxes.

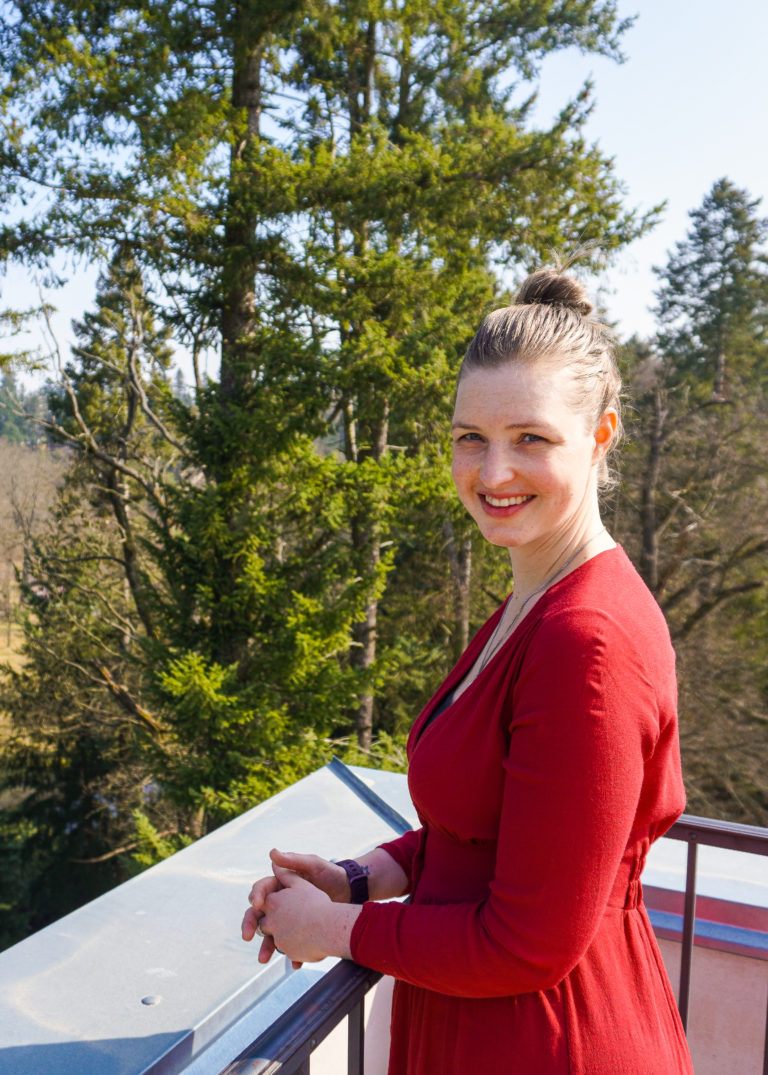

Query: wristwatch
[335,858,370,904]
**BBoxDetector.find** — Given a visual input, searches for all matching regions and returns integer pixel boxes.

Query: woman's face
[451,360,615,556]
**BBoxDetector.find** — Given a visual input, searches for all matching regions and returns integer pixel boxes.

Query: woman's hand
[260,864,336,964]
[241,849,359,967]
[242,862,360,966]
[267,848,352,902]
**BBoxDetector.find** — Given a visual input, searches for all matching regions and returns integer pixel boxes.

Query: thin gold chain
[478,528,607,672]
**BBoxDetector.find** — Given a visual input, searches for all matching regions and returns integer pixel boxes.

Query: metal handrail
[664,814,768,1075]
[220,960,382,1075]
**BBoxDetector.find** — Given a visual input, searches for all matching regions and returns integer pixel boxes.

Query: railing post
[677,834,698,1032]
[348,1000,365,1075]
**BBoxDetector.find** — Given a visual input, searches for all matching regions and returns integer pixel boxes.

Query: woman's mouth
[482,494,534,508]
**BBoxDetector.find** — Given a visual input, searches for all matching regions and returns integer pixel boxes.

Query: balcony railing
[222,811,768,1075]
[664,814,768,1075]
[221,961,382,1075]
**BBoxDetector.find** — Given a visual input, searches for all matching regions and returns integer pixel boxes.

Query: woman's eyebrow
[451,417,550,431]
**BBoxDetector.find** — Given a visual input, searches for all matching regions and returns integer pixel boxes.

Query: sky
[3,0,768,383]
[531,0,768,337]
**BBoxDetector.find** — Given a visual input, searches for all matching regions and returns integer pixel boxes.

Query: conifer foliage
[617,179,768,824]
[0,1,655,943]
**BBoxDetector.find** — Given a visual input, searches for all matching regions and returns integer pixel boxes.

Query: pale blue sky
[3,0,767,380]
[532,0,768,336]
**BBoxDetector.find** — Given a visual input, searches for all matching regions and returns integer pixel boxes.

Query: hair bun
[514,269,593,318]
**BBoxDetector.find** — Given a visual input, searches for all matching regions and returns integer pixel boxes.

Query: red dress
[350,546,694,1074]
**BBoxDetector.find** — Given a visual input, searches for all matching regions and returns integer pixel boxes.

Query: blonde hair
[459,266,622,488]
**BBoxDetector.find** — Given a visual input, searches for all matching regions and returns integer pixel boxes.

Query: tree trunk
[714,349,727,401]
[349,404,389,750]
[639,388,666,594]
[220,18,264,401]
[105,468,155,640]
[209,16,267,669]
[350,552,380,751]
[442,517,472,659]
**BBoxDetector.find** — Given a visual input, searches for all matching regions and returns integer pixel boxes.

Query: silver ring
[255,921,266,938]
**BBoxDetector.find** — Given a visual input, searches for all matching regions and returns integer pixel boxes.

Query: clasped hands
[241,848,354,967]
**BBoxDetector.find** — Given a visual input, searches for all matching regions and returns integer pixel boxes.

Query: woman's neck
[507,523,614,606]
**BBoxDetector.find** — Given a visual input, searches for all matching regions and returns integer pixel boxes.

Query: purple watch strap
[336,858,369,904]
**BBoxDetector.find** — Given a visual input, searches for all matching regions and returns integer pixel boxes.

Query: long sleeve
[350,606,669,997]
[376,828,422,894]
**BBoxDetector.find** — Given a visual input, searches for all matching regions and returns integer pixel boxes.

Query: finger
[258,933,276,964]
[269,849,347,901]
[241,907,261,942]
[248,875,279,908]
[271,862,299,887]
[269,848,323,877]
[270,847,307,867]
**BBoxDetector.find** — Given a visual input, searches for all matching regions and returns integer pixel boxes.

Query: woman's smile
[482,493,534,509]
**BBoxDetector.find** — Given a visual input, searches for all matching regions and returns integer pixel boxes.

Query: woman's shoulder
[534,545,674,663]
[551,544,662,613]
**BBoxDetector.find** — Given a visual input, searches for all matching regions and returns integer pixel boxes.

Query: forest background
[0,0,766,951]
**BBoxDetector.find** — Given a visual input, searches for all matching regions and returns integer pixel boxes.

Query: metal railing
[665,813,768,1075]
[220,960,382,1075]
[221,813,768,1075]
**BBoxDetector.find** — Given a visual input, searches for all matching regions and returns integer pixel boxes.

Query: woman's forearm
[355,846,410,902]
[319,849,408,961]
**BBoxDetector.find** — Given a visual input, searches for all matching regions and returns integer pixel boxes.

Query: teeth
[485,494,532,507]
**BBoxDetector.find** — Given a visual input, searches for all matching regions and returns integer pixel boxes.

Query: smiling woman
[242,264,695,1075]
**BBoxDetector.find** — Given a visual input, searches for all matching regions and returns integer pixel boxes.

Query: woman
[242,266,694,1074]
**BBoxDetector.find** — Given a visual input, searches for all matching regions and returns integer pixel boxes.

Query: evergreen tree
[616,180,768,824]
[1,249,376,943]
[0,255,182,943]
[653,178,768,400]
[0,5,667,949]
[0,0,656,752]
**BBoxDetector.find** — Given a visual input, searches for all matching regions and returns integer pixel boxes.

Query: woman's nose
[479,445,516,487]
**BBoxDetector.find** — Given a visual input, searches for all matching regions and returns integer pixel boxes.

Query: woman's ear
[593,409,618,457]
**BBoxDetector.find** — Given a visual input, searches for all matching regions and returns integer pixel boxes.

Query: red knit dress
[350,546,694,1074]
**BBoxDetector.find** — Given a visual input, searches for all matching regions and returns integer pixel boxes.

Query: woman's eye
[520,433,545,444]
[456,432,483,443]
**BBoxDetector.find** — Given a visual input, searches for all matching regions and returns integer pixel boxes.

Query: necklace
[478,527,607,672]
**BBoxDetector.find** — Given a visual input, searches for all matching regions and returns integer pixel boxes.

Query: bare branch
[91,661,163,733]
[71,830,180,864]
[124,292,192,457]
